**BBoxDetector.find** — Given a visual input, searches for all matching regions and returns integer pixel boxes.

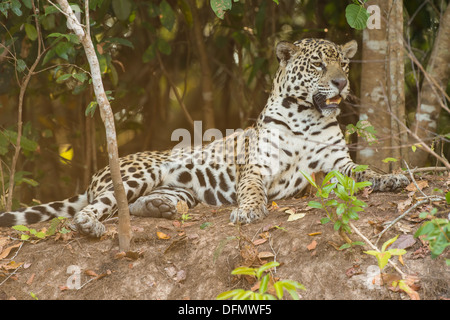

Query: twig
[408,167,449,173]
[349,222,406,279]
[403,160,428,199]
[374,197,445,244]
[0,264,23,287]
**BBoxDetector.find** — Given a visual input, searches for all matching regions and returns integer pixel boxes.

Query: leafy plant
[216,261,305,300]
[346,120,378,145]
[364,235,406,270]
[12,216,70,241]
[415,205,450,265]
[301,167,371,242]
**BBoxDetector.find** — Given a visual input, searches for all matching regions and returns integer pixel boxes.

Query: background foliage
[0,0,449,209]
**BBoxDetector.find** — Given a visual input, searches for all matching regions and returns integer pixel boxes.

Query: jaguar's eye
[341,62,347,68]
[312,62,323,68]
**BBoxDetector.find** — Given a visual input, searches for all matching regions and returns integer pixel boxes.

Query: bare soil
[0,175,449,301]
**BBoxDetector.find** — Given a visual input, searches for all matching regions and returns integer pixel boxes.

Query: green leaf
[12,225,30,232]
[259,274,270,294]
[382,157,398,163]
[352,165,369,172]
[300,170,317,188]
[388,248,406,256]
[112,0,132,21]
[231,266,256,277]
[21,234,30,241]
[445,191,450,204]
[72,73,88,83]
[17,59,27,72]
[85,101,98,117]
[143,43,156,62]
[157,38,171,55]
[24,23,37,41]
[320,217,330,224]
[339,243,352,250]
[381,235,399,252]
[159,0,176,31]
[345,3,370,30]
[56,73,72,83]
[256,261,279,279]
[11,0,22,16]
[308,201,323,209]
[210,0,232,19]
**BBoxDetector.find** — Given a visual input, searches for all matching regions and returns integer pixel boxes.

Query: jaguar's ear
[276,41,298,65]
[341,40,358,59]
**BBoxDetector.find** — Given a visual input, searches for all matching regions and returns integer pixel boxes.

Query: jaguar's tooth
[326,99,331,105]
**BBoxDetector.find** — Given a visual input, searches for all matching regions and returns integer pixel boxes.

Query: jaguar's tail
[0,192,88,227]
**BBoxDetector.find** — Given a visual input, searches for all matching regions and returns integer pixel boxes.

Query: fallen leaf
[26,273,35,285]
[257,251,275,259]
[114,251,126,259]
[253,238,267,246]
[85,270,99,278]
[271,201,279,210]
[397,197,413,213]
[391,234,416,250]
[287,213,306,222]
[345,265,362,278]
[157,231,171,240]
[172,220,182,229]
[308,232,322,236]
[0,243,21,260]
[406,180,428,192]
[307,240,317,251]
[176,201,189,215]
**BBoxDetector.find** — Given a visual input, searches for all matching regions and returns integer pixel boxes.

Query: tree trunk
[56,0,131,251]
[187,0,215,130]
[357,0,406,172]
[409,3,450,167]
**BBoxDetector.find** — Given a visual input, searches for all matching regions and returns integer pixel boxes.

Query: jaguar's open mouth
[313,94,343,112]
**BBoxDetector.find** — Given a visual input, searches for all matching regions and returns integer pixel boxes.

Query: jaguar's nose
[331,78,347,92]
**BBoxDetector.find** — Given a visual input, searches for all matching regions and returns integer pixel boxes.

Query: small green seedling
[12,216,70,241]
[216,261,305,300]
[301,167,371,237]
[364,235,406,270]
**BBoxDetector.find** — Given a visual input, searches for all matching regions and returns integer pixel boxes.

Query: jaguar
[0,38,409,237]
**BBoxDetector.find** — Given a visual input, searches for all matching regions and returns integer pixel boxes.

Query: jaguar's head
[273,38,357,117]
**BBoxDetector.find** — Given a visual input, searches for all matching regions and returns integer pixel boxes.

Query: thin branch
[403,160,428,199]
[374,197,445,244]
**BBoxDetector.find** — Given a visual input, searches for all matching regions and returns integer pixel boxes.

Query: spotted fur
[0,38,409,237]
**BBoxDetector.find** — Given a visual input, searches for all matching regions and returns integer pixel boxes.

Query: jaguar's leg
[338,160,409,191]
[129,186,198,219]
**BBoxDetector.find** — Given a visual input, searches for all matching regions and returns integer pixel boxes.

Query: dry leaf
[397,197,413,213]
[257,251,275,259]
[157,231,171,240]
[176,201,189,215]
[85,269,99,278]
[271,201,279,210]
[253,238,267,246]
[307,240,317,251]
[406,180,429,192]
[391,234,416,250]
[26,273,35,285]
[308,232,322,236]
[287,213,306,222]
[0,243,21,260]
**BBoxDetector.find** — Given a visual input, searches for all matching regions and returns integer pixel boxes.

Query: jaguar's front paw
[229,204,269,224]
[73,210,106,238]
[376,174,410,192]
